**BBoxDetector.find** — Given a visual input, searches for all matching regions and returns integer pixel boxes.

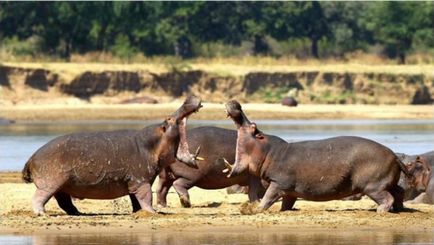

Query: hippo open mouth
[223,100,255,178]
[225,100,251,129]
[173,96,204,167]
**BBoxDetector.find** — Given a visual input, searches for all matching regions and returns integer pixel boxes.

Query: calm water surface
[1,119,434,171]
[1,228,434,245]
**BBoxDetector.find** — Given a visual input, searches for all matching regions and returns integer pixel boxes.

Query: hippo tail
[22,160,33,183]
[396,157,410,177]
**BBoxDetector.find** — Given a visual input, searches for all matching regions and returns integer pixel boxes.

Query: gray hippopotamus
[223,100,416,213]
[156,126,265,208]
[397,151,433,204]
[22,96,202,215]
[343,155,431,202]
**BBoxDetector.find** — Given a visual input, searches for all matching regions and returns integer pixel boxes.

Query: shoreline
[1,224,432,236]
[1,103,433,121]
[1,181,433,235]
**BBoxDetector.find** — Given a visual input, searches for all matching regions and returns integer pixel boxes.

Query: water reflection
[1,119,434,171]
[2,229,433,245]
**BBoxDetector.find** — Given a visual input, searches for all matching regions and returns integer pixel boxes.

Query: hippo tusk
[222,158,232,175]
[225,109,230,118]
[194,146,204,161]
[195,146,201,156]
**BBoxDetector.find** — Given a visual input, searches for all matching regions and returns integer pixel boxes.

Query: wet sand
[1,177,433,235]
[1,103,433,121]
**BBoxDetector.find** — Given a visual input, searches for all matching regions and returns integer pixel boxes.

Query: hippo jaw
[172,96,203,167]
[225,100,251,129]
[224,100,268,178]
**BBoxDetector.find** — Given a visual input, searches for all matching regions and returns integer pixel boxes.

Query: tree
[368,2,421,64]
[321,2,373,56]
[295,2,330,58]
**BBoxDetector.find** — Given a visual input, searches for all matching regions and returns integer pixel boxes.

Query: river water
[1,119,434,171]
[1,228,434,245]
[1,119,434,244]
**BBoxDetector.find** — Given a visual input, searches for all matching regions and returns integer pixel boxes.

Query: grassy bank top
[3,60,434,78]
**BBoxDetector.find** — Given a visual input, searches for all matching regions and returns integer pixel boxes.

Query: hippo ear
[255,133,264,140]
[405,162,415,173]
[159,123,167,133]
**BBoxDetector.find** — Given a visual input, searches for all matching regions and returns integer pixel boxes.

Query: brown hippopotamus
[397,151,433,204]
[22,96,202,215]
[343,155,431,202]
[223,100,415,213]
[156,126,265,208]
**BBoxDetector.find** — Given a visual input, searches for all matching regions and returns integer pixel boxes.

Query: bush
[110,34,138,60]
[0,35,42,58]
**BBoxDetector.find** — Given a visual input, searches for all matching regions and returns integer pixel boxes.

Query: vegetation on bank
[1,62,433,105]
[1,2,433,64]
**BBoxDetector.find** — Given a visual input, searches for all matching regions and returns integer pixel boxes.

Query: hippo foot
[156,203,167,209]
[179,196,191,208]
[392,203,404,212]
[33,209,47,216]
[240,201,261,215]
[376,205,392,214]
[68,211,82,216]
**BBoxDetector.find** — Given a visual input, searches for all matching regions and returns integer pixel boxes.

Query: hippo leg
[133,183,156,213]
[365,190,394,213]
[156,178,174,208]
[172,178,192,208]
[54,192,80,215]
[129,194,141,213]
[280,196,297,211]
[389,185,405,211]
[54,192,81,215]
[248,176,262,202]
[257,182,283,211]
[32,188,56,215]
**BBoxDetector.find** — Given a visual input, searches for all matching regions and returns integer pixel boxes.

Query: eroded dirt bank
[1,65,433,105]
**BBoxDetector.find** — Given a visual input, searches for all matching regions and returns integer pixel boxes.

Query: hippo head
[403,156,432,192]
[157,96,202,167]
[224,100,270,177]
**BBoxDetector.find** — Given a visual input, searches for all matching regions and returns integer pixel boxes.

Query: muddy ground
[1,174,433,235]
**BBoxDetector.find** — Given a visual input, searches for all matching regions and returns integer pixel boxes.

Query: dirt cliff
[0,65,432,104]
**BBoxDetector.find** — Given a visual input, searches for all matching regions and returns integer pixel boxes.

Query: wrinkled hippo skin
[396,151,434,204]
[155,126,265,208]
[22,96,202,215]
[225,100,413,213]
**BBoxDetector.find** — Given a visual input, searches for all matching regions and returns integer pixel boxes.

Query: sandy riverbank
[1,103,433,121]
[1,180,433,235]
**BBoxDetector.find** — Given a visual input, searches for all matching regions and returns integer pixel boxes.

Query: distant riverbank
[1,103,433,121]
[1,63,434,106]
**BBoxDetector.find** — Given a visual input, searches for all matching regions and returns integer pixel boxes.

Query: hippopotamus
[223,100,416,213]
[396,151,433,204]
[156,126,265,208]
[22,96,202,215]
[343,155,431,202]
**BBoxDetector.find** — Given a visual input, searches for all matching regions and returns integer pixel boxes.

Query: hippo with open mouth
[223,100,416,213]
[22,96,202,215]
